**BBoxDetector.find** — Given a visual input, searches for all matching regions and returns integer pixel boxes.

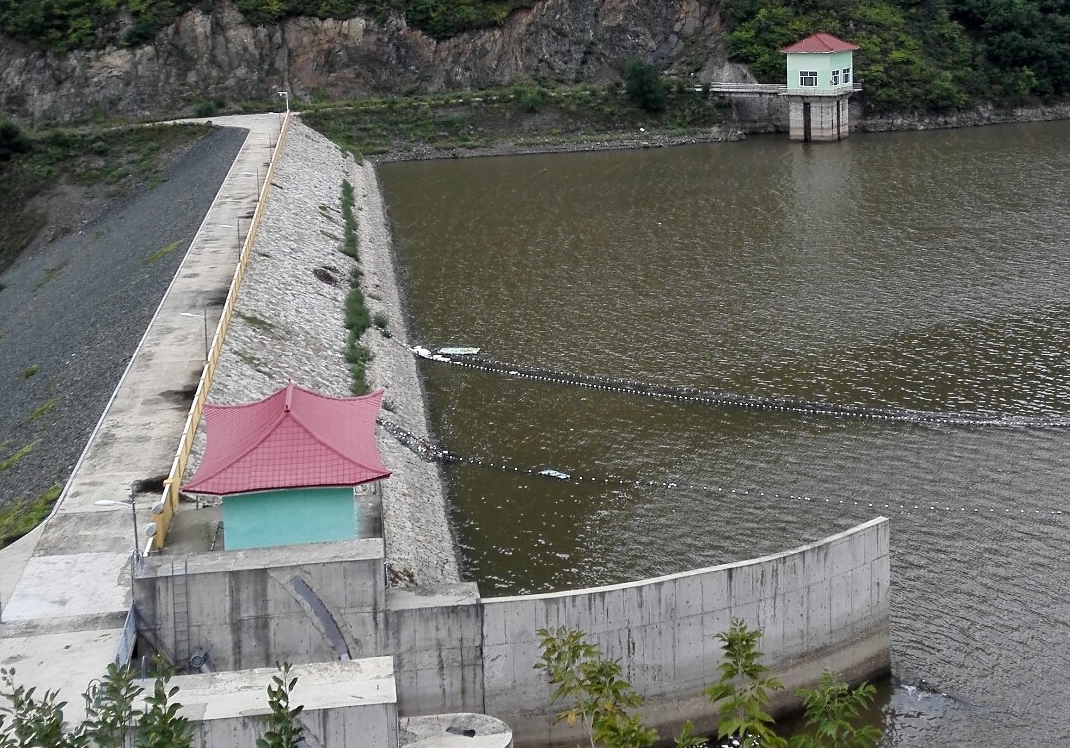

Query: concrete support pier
[786,94,854,141]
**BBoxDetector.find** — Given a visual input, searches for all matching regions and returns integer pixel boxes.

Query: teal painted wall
[785,50,855,92]
[223,487,356,550]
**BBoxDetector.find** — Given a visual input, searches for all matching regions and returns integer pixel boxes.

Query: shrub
[705,618,786,748]
[514,84,546,112]
[0,121,32,161]
[192,97,225,117]
[624,58,667,113]
[789,670,880,748]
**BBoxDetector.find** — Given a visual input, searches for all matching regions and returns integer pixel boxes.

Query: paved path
[0,114,281,712]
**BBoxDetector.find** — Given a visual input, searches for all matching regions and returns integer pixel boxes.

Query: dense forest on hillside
[724,0,1070,110]
[0,0,1067,111]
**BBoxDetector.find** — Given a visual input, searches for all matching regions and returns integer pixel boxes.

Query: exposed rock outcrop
[0,0,729,125]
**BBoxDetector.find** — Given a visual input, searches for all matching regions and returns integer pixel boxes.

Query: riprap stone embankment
[185,119,459,585]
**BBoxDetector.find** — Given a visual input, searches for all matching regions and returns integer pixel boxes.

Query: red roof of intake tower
[781,33,859,54]
[182,382,390,495]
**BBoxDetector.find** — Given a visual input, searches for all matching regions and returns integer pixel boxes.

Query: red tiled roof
[182,382,390,495]
[781,33,859,54]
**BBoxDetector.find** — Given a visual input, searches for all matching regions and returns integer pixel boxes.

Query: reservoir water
[380,121,1070,746]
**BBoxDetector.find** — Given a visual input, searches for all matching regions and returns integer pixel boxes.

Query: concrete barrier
[156,111,293,551]
[159,658,398,748]
[479,517,889,747]
[387,584,485,717]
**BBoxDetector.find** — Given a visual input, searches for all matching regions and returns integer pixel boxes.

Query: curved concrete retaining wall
[477,517,889,747]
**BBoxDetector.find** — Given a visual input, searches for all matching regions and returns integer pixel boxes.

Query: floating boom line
[375,418,1066,519]
[411,347,1070,429]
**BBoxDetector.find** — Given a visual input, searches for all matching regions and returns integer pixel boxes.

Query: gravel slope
[0,127,247,513]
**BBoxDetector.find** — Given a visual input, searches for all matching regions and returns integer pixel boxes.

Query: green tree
[535,627,707,748]
[789,670,880,748]
[256,662,305,748]
[703,619,786,748]
[624,58,668,113]
[535,626,659,748]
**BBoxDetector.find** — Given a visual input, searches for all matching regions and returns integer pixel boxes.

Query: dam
[0,115,891,746]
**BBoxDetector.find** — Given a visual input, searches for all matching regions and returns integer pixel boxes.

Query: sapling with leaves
[789,670,880,748]
[135,673,191,748]
[0,666,86,748]
[535,626,659,748]
[257,662,305,748]
[535,627,707,748]
[83,662,144,748]
[704,619,786,748]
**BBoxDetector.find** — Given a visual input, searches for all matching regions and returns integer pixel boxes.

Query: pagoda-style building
[182,382,390,550]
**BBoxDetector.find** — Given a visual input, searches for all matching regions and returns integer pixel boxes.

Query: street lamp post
[217,221,241,252]
[278,90,290,113]
[244,169,260,197]
[95,491,140,562]
[180,309,209,361]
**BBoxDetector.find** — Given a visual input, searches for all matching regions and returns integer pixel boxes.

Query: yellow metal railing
[153,112,293,551]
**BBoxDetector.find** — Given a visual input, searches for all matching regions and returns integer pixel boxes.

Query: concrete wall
[401,713,513,748]
[134,539,386,671]
[223,487,356,550]
[388,584,486,717]
[160,658,398,748]
[135,519,889,747]
[479,518,889,748]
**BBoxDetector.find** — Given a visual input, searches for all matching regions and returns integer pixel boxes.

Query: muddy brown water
[380,121,1070,746]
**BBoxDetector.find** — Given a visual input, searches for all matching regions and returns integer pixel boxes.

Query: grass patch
[235,349,271,376]
[373,311,391,338]
[0,440,39,473]
[0,483,61,550]
[22,364,39,378]
[236,311,276,333]
[301,84,731,158]
[143,239,182,264]
[340,179,358,258]
[34,259,67,290]
[339,181,371,394]
[25,396,60,423]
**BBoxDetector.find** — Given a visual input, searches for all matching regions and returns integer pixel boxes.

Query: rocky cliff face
[0,0,730,126]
